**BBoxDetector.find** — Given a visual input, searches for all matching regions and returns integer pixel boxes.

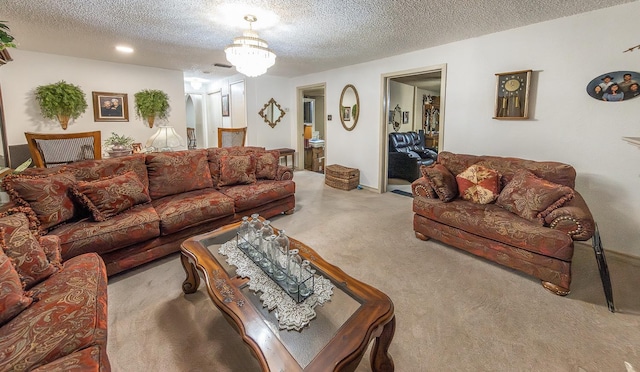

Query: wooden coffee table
[180,222,395,371]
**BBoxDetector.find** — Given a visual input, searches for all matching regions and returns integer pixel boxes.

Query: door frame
[379,64,447,192]
[296,83,326,170]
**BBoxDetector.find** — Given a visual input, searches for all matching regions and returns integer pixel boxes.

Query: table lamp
[146,125,184,152]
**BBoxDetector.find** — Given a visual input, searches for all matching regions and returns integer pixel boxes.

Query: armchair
[388,131,437,182]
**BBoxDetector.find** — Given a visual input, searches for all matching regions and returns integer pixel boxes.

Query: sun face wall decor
[493,70,532,120]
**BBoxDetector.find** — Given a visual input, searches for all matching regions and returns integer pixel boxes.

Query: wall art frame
[92,91,129,122]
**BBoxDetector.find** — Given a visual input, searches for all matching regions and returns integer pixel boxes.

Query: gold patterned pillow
[456,165,501,204]
[218,155,257,187]
[70,171,151,221]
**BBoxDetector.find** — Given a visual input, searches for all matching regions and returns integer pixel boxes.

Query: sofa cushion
[413,197,574,261]
[456,165,501,204]
[30,345,108,372]
[219,180,295,212]
[71,171,151,221]
[0,213,58,289]
[146,150,213,199]
[496,170,575,225]
[0,242,34,326]
[65,153,149,190]
[421,163,458,202]
[49,204,161,259]
[2,172,77,231]
[39,235,62,268]
[0,253,108,371]
[151,188,235,236]
[254,150,279,180]
[206,147,265,187]
[218,154,257,187]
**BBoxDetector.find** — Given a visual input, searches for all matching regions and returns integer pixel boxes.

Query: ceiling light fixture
[224,15,276,77]
[115,45,134,53]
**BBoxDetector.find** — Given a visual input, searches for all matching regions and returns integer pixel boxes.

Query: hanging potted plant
[34,80,88,130]
[0,21,17,50]
[134,89,170,128]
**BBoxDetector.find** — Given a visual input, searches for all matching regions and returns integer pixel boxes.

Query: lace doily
[219,239,334,331]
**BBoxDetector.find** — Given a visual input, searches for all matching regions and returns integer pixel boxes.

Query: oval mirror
[259,98,286,128]
[339,84,359,131]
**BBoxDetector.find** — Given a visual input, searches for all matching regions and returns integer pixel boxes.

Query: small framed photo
[402,111,409,124]
[221,94,230,117]
[92,92,129,122]
[493,70,532,120]
[342,106,351,121]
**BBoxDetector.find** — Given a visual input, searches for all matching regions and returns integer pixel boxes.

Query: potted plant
[104,132,135,157]
[34,80,88,130]
[0,21,16,50]
[134,89,170,128]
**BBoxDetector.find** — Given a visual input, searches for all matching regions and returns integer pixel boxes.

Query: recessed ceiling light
[115,45,134,53]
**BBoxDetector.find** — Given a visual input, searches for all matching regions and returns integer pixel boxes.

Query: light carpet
[108,170,640,371]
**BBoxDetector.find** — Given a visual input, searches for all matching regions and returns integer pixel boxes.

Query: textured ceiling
[2,0,634,81]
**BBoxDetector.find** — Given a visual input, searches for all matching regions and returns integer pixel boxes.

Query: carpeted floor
[107,170,640,371]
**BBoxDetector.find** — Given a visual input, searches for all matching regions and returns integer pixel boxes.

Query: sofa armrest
[276,166,294,181]
[545,191,595,241]
[411,177,436,198]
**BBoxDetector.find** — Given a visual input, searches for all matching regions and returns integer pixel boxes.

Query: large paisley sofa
[411,152,594,295]
[2,146,295,276]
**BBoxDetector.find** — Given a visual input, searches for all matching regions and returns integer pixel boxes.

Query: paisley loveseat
[2,147,295,276]
[411,152,594,295]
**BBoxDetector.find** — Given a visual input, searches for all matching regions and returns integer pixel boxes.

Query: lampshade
[146,125,184,152]
[224,15,276,77]
[303,125,312,139]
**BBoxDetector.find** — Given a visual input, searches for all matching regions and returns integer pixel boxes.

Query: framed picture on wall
[92,92,129,122]
[402,111,409,124]
[221,94,230,117]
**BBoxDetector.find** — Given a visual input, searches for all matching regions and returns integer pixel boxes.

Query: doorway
[296,84,326,173]
[381,64,447,193]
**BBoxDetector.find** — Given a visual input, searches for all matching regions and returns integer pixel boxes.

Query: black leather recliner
[388,131,437,182]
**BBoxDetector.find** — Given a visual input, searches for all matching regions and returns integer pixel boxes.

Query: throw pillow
[146,150,213,200]
[218,154,257,187]
[496,169,575,225]
[254,150,279,180]
[0,212,58,289]
[421,163,458,202]
[39,235,63,269]
[456,165,501,204]
[0,237,34,326]
[2,172,77,232]
[70,171,151,221]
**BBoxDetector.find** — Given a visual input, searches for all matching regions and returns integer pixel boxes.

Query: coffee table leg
[180,253,200,294]
[370,315,395,371]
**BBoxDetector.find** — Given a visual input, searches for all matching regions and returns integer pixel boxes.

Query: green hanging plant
[0,21,16,50]
[34,80,88,130]
[134,89,170,128]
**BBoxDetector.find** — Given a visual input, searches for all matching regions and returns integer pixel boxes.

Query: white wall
[0,50,186,150]
[389,80,415,132]
[244,75,293,149]
[287,1,640,257]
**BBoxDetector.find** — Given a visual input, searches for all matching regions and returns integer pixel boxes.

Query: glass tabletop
[200,228,362,368]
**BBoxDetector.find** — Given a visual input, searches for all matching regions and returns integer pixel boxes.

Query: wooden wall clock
[493,70,532,120]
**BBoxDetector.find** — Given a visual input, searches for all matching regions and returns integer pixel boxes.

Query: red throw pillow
[496,169,575,225]
[0,212,58,289]
[254,151,279,180]
[2,172,77,232]
[421,164,458,202]
[456,165,501,204]
[0,238,34,326]
[218,155,257,187]
[71,171,151,221]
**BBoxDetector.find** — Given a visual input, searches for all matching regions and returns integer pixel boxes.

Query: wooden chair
[187,128,197,149]
[217,127,247,148]
[25,131,102,168]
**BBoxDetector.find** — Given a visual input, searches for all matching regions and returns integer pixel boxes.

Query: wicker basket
[325,164,360,190]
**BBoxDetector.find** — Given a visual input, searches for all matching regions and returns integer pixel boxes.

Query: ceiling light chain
[224,15,276,77]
